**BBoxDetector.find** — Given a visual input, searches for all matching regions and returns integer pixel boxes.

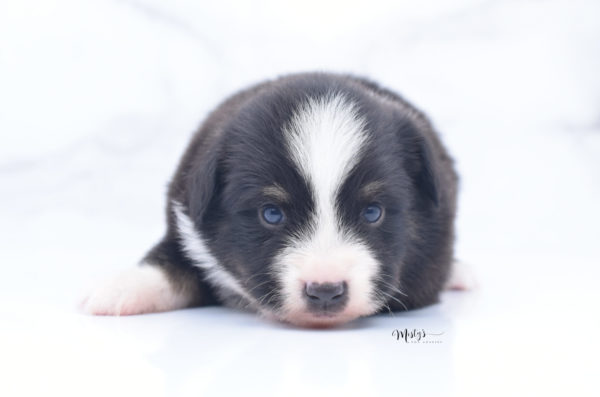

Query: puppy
[84,73,460,327]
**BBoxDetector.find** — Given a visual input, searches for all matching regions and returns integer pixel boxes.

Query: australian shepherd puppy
[83,72,462,327]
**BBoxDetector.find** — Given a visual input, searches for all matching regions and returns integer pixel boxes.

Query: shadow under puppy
[84,72,468,327]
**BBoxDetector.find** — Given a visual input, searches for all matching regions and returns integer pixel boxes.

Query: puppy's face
[193,91,425,327]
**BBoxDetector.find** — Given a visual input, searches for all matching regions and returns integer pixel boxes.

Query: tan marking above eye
[262,184,290,203]
[360,181,385,198]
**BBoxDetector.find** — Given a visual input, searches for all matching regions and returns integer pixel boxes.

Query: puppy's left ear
[405,132,439,208]
[415,137,439,207]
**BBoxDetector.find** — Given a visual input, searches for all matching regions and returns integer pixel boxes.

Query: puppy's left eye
[362,204,383,223]
[261,205,284,225]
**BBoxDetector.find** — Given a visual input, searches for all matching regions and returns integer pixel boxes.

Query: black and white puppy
[84,73,462,327]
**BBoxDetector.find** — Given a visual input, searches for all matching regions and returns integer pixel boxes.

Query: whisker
[377,296,395,317]
[244,270,275,286]
[375,276,409,297]
[263,292,279,307]
[257,290,276,306]
[245,279,273,295]
[378,290,408,311]
[373,292,395,317]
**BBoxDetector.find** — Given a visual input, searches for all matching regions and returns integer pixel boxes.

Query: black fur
[144,72,458,318]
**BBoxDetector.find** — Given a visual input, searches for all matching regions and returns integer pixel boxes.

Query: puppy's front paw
[82,265,189,316]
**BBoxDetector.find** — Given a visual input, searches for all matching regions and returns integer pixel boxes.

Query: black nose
[304,281,348,313]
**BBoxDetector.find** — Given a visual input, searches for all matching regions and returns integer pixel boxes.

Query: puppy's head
[182,80,438,327]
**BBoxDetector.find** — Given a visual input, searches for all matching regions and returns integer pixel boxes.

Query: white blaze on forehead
[284,93,368,241]
[279,93,381,323]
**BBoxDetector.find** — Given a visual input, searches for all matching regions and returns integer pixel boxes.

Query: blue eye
[363,204,383,223]
[262,205,284,225]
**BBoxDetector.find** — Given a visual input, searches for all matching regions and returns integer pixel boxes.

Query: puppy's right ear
[187,146,221,224]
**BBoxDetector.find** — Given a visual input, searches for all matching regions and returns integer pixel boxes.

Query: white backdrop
[1,1,599,396]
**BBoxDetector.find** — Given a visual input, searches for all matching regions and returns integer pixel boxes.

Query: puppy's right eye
[362,203,383,223]
[261,205,284,225]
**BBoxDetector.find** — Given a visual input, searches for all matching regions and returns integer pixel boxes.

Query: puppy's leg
[445,260,477,291]
[82,264,187,316]
[83,238,212,316]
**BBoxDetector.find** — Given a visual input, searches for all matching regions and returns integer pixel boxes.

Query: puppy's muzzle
[303,281,348,314]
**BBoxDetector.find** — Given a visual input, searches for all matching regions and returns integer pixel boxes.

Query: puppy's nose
[304,281,348,313]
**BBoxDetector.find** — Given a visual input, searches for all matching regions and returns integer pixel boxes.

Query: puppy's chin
[279,309,369,329]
